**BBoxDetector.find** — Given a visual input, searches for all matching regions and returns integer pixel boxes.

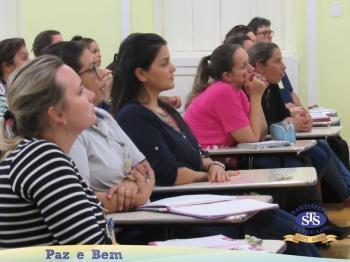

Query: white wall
[155,0,292,52]
[155,0,298,111]
[0,0,21,39]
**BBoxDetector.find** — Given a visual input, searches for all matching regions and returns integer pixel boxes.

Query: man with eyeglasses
[248,17,298,106]
[248,17,274,43]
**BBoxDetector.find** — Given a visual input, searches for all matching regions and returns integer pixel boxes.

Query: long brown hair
[186,44,241,108]
[110,33,167,115]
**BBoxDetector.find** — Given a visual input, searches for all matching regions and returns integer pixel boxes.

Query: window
[154,0,293,52]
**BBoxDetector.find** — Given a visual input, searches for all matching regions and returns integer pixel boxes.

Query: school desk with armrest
[207,140,317,169]
[295,126,342,139]
[153,167,317,194]
[153,167,317,209]
[108,195,274,241]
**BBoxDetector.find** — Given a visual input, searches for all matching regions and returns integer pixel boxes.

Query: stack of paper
[309,107,337,117]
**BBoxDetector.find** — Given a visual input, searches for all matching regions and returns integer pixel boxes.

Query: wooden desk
[154,167,317,193]
[208,140,316,157]
[108,195,272,225]
[296,126,341,139]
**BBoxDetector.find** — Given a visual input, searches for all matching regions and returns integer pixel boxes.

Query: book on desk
[138,194,279,219]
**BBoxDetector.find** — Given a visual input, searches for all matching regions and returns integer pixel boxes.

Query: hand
[225,170,240,177]
[169,96,182,109]
[130,160,155,206]
[285,102,297,109]
[159,95,182,109]
[106,180,138,212]
[292,113,312,132]
[208,164,230,183]
[97,69,113,102]
[131,160,155,188]
[245,73,267,97]
[289,106,304,117]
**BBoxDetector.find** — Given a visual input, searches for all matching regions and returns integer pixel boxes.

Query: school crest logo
[284,204,337,243]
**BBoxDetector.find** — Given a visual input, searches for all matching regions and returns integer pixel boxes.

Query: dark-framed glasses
[255,30,274,37]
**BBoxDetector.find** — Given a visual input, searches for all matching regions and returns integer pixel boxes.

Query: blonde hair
[0,55,65,158]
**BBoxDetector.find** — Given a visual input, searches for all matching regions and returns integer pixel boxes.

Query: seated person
[44,40,154,213]
[0,55,109,248]
[32,29,63,57]
[248,42,350,201]
[224,24,256,44]
[71,35,102,67]
[0,38,29,118]
[110,32,322,257]
[184,44,267,150]
[224,34,254,51]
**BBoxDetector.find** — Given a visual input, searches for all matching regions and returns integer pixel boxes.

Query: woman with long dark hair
[110,32,321,257]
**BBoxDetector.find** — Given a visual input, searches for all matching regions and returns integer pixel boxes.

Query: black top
[116,100,205,186]
[262,83,291,127]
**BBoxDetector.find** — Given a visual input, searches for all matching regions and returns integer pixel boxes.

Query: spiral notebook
[137,194,278,219]
[236,140,291,149]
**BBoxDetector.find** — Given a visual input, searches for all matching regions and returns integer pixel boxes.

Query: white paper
[140,194,236,208]
[169,199,278,219]
[150,235,270,252]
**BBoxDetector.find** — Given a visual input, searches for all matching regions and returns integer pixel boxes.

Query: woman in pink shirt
[184,44,267,149]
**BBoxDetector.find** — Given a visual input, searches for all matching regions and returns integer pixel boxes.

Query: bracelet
[208,161,225,171]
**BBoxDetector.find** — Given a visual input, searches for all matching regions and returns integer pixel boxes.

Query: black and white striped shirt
[0,138,107,248]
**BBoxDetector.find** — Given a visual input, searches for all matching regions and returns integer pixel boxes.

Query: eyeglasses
[255,30,274,37]
[79,62,101,81]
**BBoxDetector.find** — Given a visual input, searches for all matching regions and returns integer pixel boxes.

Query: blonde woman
[0,55,109,248]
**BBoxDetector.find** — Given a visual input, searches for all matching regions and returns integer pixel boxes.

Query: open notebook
[137,194,278,219]
[236,140,291,149]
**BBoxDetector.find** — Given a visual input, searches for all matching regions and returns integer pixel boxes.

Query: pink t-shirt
[184,81,250,148]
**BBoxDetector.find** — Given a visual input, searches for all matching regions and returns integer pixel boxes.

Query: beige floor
[320,204,350,259]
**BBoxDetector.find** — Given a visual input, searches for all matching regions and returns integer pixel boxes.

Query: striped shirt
[0,138,107,248]
[0,81,7,119]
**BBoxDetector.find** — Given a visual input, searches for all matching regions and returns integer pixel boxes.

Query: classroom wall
[22,0,121,67]
[317,0,350,141]
[130,0,154,32]
[291,0,308,107]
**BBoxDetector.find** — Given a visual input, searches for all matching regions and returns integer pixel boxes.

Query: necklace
[154,110,180,132]
[147,105,203,158]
